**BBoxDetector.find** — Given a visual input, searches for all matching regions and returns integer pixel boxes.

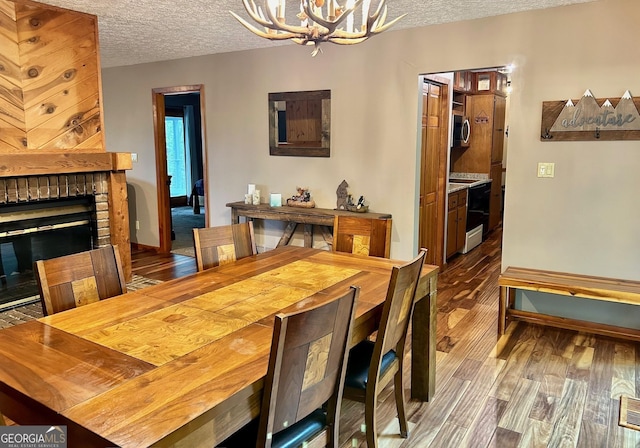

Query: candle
[346,0,354,33]
[278,0,285,20]
[300,2,308,27]
[362,0,370,29]
[328,0,335,19]
[267,0,278,18]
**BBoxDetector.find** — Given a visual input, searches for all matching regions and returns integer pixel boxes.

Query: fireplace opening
[0,197,97,310]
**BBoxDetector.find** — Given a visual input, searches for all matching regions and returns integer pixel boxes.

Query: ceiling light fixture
[230,0,406,56]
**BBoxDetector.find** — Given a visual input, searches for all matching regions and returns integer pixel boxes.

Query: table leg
[303,224,313,248]
[277,222,298,247]
[320,226,333,249]
[411,285,436,401]
[231,209,239,224]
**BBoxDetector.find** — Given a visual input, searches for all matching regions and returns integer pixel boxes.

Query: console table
[226,201,392,250]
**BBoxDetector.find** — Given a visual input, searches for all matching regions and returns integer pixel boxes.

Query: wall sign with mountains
[540,90,640,141]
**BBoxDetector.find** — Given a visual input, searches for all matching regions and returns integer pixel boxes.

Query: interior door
[419,80,447,266]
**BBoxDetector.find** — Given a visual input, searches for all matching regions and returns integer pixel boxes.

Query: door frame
[152,85,208,254]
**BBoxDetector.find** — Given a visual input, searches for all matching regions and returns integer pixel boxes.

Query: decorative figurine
[286,187,316,208]
[336,180,349,210]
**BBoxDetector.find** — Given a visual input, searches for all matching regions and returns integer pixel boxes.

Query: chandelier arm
[328,36,370,45]
[327,29,367,39]
[369,13,406,34]
[373,4,388,29]
[364,8,382,30]
[230,12,305,40]
[238,0,274,27]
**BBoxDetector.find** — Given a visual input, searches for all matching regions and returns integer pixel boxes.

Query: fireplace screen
[0,196,97,309]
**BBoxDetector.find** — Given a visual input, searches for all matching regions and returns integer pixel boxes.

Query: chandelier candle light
[230,0,405,56]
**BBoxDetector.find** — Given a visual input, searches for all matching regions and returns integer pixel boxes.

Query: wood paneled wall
[0,0,104,153]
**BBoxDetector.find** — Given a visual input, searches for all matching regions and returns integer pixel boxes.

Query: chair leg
[394,370,409,438]
[365,392,379,448]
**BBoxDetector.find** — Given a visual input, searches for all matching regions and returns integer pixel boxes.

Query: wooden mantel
[0,152,132,177]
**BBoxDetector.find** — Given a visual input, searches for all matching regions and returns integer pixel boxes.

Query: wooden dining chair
[193,222,257,272]
[257,285,359,448]
[342,249,426,448]
[332,215,392,258]
[34,245,127,316]
[218,286,359,448]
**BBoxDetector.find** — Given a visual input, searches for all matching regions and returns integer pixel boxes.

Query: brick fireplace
[0,173,112,247]
[0,162,131,308]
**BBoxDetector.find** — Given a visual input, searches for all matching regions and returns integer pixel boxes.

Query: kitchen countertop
[448,177,492,194]
[448,183,469,194]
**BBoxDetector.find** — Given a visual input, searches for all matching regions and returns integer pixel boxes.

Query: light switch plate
[131,153,138,163]
[537,162,555,178]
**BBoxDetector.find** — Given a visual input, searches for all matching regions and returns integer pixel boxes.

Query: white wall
[103,0,640,281]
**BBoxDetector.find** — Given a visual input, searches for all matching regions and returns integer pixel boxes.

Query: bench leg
[498,286,507,334]
[498,286,517,335]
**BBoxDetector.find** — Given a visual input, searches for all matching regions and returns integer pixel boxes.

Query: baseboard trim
[131,242,160,252]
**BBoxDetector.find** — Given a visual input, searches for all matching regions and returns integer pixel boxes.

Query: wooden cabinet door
[465,94,494,174]
[456,190,468,251]
[446,207,458,258]
[489,163,503,231]
[491,95,506,164]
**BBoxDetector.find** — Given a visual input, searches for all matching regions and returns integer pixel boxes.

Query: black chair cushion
[216,409,326,448]
[272,408,326,448]
[344,340,397,390]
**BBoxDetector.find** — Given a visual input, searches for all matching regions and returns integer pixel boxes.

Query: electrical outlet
[135,220,140,230]
[537,162,555,178]
[131,153,138,163]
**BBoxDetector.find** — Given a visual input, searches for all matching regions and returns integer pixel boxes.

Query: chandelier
[230,0,406,56]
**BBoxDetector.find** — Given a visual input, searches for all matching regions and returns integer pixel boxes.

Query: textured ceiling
[36,0,595,68]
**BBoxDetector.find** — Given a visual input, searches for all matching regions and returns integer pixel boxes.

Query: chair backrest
[34,245,127,316]
[372,249,426,376]
[332,215,392,258]
[193,222,257,272]
[257,286,360,448]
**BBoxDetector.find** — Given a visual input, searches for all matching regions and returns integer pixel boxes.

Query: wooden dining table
[0,246,438,448]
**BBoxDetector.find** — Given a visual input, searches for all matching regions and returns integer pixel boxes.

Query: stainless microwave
[452,115,470,148]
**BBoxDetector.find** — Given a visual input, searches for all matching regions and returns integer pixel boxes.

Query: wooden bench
[499,266,640,341]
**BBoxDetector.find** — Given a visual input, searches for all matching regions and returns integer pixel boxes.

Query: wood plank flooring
[131,228,640,447]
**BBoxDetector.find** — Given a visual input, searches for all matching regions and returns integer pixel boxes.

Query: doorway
[152,85,208,255]
[418,67,510,268]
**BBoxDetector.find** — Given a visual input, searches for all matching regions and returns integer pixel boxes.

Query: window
[165,115,187,197]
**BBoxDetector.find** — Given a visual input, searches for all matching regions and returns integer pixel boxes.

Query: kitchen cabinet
[446,188,468,258]
[474,71,508,96]
[453,71,473,92]
[450,93,506,232]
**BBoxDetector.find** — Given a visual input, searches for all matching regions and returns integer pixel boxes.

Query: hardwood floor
[131,229,640,447]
